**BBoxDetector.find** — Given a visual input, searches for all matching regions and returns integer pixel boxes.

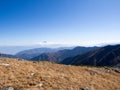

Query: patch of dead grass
[0,58,119,90]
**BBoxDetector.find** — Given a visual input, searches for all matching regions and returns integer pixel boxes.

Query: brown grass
[0,58,120,90]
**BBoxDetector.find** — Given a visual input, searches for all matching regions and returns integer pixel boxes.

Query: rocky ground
[0,58,120,90]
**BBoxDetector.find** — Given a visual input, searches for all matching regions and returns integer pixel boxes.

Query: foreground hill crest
[0,58,120,90]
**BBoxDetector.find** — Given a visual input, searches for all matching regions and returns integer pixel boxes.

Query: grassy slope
[0,58,120,90]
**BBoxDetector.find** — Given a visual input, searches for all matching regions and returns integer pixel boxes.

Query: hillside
[0,58,120,90]
[31,46,98,63]
[62,44,120,66]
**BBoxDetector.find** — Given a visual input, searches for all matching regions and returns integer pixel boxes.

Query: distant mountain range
[0,53,16,58]
[61,44,120,67]
[31,46,99,62]
[1,44,120,67]
[0,46,38,54]
[0,45,75,54]
[15,47,74,60]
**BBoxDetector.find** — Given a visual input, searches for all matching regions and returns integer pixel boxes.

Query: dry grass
[0,58,120,90]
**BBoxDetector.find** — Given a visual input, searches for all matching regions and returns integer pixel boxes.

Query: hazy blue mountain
[31,46,99,62]
[61,44,120,66]
[0,53,16,58]
[0,46,40,55]
[15,47,74,60]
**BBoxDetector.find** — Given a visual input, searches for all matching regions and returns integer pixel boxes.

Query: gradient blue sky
[0,0,120,46]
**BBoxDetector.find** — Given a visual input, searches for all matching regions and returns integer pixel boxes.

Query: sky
[0,0,120,46]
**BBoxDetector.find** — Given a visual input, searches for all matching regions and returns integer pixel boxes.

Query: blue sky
[0,0,120,46]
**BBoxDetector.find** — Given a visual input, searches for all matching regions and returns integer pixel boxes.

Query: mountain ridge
[31,46,99,63]
[15,47,74,60]
[61,44,120,66]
